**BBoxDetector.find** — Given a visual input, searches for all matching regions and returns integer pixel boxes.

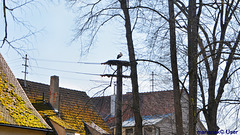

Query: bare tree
[118,0,143,134]
[196,0,240,132]
[67,0,143,134]
[168,0,184,134]
[1,0,42,55]
[130,0,240,134]
[141,0,240,133]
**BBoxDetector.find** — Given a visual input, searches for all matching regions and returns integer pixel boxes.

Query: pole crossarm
[101,60,130,66]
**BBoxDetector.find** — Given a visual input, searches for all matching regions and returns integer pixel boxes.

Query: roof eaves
[0,123,52,132]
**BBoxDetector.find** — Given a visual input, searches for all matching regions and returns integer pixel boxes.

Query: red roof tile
[92,90,175,126]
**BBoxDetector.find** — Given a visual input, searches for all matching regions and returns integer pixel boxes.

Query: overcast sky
[0,1,156,97]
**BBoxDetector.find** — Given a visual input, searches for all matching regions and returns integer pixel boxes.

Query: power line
[28,72,93,82]
[7,58,22,63]
[30,66,101,76]
[30,58,101,65]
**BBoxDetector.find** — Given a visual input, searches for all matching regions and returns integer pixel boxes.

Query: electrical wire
[30,66,101,76]
[7,59,22,64]
[30,58,102,65]
[8,58,22,62]
[28,72,92,81]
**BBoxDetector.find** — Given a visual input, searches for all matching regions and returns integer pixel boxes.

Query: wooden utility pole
[102,60,130,135]
[116,64,122,135]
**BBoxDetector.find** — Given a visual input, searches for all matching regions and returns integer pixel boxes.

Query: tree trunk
[188,0,198,134]
[119,0,143,135]
[204,104,219,134]
[205,80,219,134]
[168,0,184,134]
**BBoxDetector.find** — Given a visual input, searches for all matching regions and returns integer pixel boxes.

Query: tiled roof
[92,90,175,126]
[0,53,51,129]
[18,79,110,134]
[30,100,75,131]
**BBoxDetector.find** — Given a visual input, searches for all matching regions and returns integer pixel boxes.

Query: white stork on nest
[117,52,123,59]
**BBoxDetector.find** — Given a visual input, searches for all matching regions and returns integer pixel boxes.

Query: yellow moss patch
[60,107,110,134]
[49,116,76,130]
[0,73,45,128]
[0,113,9,124]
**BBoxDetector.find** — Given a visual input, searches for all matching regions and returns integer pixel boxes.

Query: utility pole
[22,54,28,87]
[116,64,122,135]
[101,60,130,135]
[150,71,156,92]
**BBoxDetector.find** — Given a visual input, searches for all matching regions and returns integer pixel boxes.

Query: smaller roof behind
[92,90,175,126]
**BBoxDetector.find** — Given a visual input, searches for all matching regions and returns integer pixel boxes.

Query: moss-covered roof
[31,101,76,131]
[18,79,111,134]
[0,53,51,129]
[49,115,75,130]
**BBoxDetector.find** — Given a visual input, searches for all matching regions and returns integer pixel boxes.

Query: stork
[117,52,123,59]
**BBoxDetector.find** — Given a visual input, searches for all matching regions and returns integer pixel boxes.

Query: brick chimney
[49,75,60,113]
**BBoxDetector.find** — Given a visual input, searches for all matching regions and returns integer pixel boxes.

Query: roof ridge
[91,90,174,98]
[17,78,49,87]
[17,78,86,94]
[139,90,173,94]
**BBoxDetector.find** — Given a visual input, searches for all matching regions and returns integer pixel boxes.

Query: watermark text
[197,130,238,134]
